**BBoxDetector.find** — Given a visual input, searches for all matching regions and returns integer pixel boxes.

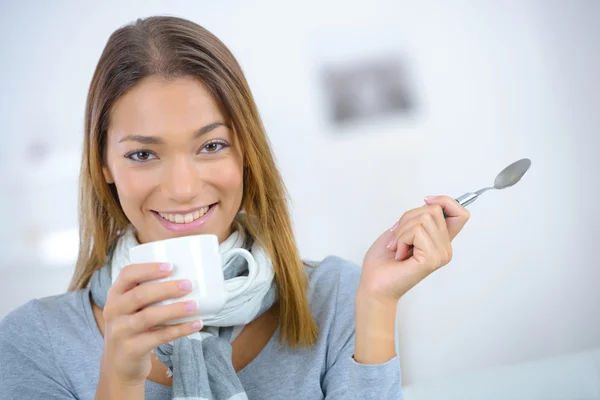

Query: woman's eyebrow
[117,121,228,144]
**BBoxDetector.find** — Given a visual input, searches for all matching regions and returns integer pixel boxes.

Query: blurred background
[1,0,599,397]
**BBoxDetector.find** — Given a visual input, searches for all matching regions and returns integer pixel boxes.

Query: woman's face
[103,75,244,244]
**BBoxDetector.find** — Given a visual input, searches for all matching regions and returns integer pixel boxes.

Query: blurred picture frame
[321,56,416,125]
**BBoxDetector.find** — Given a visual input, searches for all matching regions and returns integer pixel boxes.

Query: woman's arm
[95,363,145,400]
[355,196,470,363]
[353,292,398,365]
[320,261,402,399]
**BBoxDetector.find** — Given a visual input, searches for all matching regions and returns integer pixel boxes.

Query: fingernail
[160,263,173,271]
[424,195,437,202]
[179,279,193,291]
[184,300,198,312]
[386,236,397,249]
[390,221,400,232]
[192,321,203,330]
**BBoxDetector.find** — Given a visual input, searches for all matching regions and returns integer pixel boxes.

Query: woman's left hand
[359,195,471,302]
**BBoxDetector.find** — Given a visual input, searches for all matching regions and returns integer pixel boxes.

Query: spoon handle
[455,192,479,207]
[443,192,478,218]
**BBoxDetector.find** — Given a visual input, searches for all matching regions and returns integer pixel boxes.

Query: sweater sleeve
[0,300,77,399]
[320,260,402,399]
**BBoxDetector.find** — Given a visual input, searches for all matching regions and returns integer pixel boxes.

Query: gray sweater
[0,256,402,399]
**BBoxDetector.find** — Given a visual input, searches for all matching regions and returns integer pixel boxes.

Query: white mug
[128,234,258,325]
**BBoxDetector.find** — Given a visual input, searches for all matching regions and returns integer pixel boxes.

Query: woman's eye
[200,141,227,153]
[127,151,157,162]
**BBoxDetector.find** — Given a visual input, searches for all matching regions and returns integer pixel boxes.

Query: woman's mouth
[152,203,217,232]
[157,206,211,224]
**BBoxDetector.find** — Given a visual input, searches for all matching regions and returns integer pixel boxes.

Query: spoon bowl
[494,158,532,189]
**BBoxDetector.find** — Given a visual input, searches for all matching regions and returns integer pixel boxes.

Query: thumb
[424,195,470,239]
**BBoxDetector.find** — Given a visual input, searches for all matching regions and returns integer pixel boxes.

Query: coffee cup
[128,234,258,325]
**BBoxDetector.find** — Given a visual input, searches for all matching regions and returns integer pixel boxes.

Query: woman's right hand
[100,262,203,386]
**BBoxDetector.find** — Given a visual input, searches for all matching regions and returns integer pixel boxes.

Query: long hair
[68,16,318,347]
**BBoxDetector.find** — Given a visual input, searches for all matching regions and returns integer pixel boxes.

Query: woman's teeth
[158,206,210,224]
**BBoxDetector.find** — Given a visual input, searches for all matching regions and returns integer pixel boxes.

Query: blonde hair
[68,16,318,347]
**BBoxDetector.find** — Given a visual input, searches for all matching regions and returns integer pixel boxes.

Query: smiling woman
[0,14,471,400]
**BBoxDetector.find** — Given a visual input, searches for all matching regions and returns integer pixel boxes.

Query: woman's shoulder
[0,289,96,398]
[303,256,362,325]
[305,255,362,298]
[0,288,94,347]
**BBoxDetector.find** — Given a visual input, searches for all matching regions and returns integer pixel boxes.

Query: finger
[427,203,447,231]
[128,300,200,333]
[418,211,453,265]
[137,319,204,350]
[424,195,470,239]
[388,205,446,252]
[118,279,193,316]
[398,224,438,269]
[424,195,469,220]
[366,221,407,263]
[385,226,437,291]
[388,218,420,252]
[389,217,423,261]
[110,262,173,296]
[378,204,451,262]
[391,205,430,234]
[394,237,412,262]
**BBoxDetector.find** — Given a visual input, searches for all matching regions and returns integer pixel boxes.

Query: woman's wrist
[95,375,145,400]
[353,286,399,364]
[95,359,145,400]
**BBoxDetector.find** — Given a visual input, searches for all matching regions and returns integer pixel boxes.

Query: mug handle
[221,248,259,302]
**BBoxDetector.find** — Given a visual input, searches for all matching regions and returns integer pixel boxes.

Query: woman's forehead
[107,76,233,144]
[111,76,222,125]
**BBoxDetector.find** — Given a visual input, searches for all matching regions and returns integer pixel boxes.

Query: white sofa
[402,347,600,400]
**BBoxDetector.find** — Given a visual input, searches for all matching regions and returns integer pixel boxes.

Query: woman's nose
[163,156,198,203]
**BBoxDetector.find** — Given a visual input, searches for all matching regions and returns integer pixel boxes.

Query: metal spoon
[445,158,531,216]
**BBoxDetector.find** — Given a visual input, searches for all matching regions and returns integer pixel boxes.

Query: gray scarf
[90,222,277,399]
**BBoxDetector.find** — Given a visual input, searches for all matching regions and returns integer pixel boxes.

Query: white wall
[0,0,598,386]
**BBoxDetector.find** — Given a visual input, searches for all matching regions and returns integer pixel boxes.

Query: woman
[0,16,469,399]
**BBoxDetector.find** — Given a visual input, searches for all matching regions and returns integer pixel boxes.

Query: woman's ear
[103,166,115,184]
